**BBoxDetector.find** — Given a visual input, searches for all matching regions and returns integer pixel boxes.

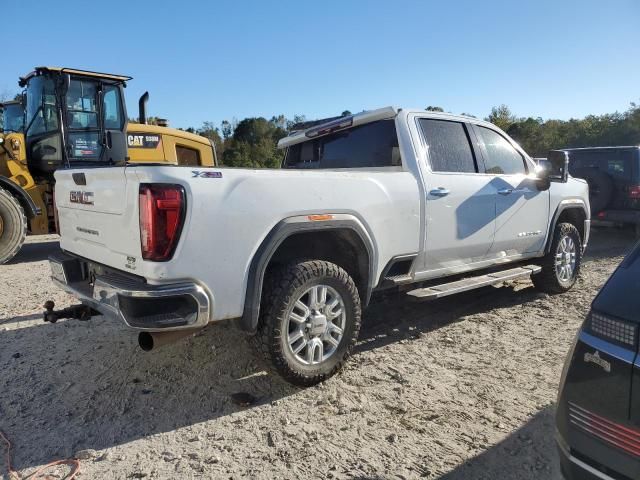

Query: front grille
[589,311,637,347]
[569,402,640,458]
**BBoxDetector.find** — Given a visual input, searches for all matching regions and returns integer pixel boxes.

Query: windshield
[1,103,24,133]
[26,76,59,135]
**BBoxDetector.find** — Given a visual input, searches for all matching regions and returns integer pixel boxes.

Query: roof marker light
[305,117,353,138]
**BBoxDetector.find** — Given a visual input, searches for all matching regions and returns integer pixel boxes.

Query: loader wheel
[0,188,27,264]
[257,260,361,387]
[532,222,582,294]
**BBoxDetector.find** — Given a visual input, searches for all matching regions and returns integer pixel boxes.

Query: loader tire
[0,188,27,264]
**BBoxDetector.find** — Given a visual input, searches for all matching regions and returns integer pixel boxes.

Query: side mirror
[535,160,551,191]
[546,150,570,183]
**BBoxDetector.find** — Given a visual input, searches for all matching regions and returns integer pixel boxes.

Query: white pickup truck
[48,107,590,385]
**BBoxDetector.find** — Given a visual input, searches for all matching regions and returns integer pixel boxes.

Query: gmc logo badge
[70,191,94,205]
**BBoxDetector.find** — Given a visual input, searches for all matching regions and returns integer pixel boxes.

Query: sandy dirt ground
[0,229,637,480]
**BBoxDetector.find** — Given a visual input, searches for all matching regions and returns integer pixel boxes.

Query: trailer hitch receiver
[43,300,98,323]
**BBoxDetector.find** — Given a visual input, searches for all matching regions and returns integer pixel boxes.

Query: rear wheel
[257,260,361,386]
[0,188,27,264]
[532,222,582,294]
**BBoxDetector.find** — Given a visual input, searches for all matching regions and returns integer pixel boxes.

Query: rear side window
[176,145,200,166]
[418,119,477,173]
[477,126,526,175]
[283,120,401,169]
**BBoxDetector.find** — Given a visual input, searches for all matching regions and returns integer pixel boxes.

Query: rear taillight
[139,184,185,261]
[587,310,637,347]
[628,185,640,199]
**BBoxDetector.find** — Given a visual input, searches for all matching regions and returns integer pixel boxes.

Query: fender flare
[0,177,40,219]
[544,201,589,254]
[240,215,376,333]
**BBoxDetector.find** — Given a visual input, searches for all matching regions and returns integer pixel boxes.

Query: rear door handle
[498,188,513,195]
[429,188,450,197]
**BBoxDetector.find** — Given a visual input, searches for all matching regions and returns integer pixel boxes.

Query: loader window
[65,79,103,160]
[103,86,124,129]
[25,76,59,135]
[176,145,201,166]
[66,80,98,129]
[1,103,24,133]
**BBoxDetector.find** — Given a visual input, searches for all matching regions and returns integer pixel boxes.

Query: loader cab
[19,67,129,177]
[0,100,25,133]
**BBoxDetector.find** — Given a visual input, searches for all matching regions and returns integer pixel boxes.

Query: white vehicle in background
[46,107,590,385]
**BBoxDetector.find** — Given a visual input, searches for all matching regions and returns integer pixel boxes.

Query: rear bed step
[407,265,541,300]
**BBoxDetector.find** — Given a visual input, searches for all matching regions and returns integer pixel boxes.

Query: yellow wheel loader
[0,66,216,264]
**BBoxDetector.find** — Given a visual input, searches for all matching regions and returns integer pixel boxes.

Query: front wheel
[532,222,582,294]
[257,260,362,386]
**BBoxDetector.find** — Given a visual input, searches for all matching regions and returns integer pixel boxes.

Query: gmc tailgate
[55,167,143,274]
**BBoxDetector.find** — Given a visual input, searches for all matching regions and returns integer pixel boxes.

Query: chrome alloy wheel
[555,235,577,282]
[285,284,346,365]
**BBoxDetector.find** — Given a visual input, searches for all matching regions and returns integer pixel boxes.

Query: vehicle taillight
[628,185,640,199]
[139,184,186,261]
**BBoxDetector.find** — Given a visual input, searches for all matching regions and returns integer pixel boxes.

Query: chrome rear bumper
[49,252,211,331]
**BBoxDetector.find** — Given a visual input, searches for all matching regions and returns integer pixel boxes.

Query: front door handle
[429,188,450,197]
[498,188,513,195]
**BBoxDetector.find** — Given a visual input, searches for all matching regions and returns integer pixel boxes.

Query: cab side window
[477,126,527,175]
[418,119,477,173]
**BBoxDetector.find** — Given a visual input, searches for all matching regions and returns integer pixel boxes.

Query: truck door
[472,125,549,257]
[418,118,496,272]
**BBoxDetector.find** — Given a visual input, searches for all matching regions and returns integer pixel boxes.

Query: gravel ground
[0,229,637,480]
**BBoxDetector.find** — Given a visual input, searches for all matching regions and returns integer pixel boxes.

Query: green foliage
[197,121,224,160]
[220,117,288,168]
[503,102,640,157]
[486,104,516,131]
[195,102,640,168]
[426,106,444,112]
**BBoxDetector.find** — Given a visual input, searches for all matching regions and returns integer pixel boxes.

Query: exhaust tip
[138,332,154,351]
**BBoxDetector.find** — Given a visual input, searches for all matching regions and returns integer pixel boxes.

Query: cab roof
[278,107,398,149]
[19,67,132,87]
[0,100,21,107]
[277,106,494,149]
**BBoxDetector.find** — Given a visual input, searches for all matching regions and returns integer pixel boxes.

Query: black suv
[566,147,640,232]
[556,240,640,479]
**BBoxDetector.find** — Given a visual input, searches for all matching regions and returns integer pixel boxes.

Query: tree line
[183,101,639,167]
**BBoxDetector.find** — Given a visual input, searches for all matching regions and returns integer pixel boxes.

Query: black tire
[0,188,27,265]
[257,260,361,387]
[574,169,613,215]
[532,222,582,294]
